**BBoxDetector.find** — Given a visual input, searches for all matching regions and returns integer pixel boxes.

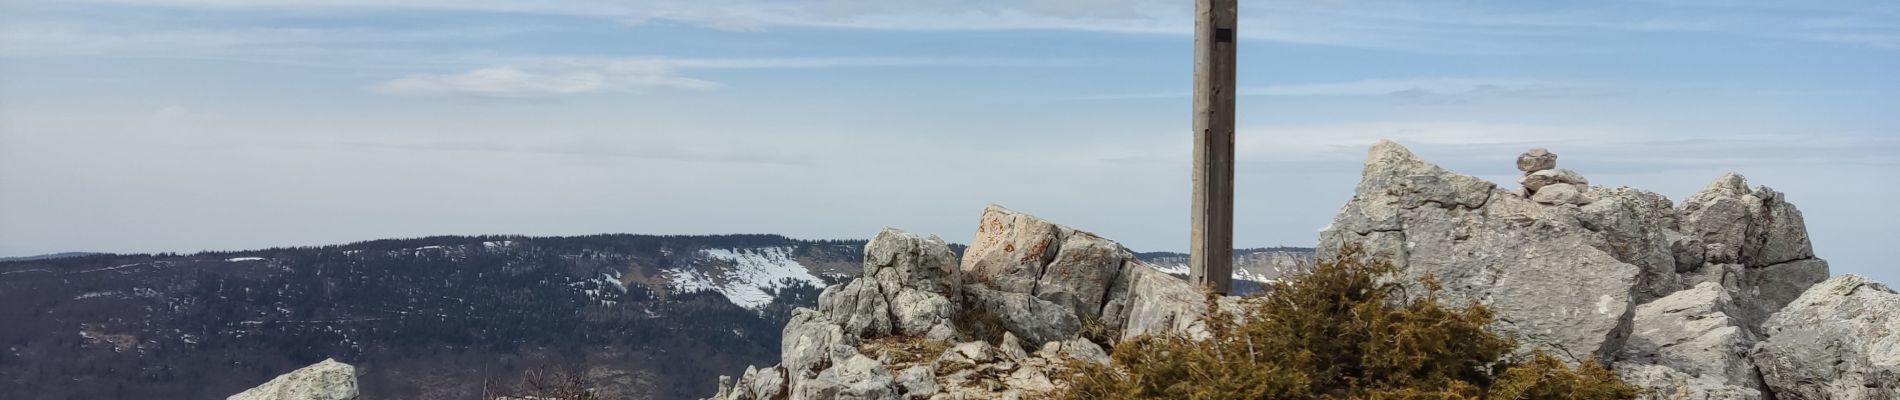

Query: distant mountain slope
[0,252,105,262]
[1137,247,1315,294]
[0,234,860,400]
[0,234,1308,400]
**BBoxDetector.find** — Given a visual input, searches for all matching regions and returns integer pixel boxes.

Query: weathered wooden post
[1189,0,1236,294]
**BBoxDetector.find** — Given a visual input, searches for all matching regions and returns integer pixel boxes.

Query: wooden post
[1189,0,1236,295]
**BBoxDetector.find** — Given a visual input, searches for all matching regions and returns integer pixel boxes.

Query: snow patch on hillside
[665,247,826,310]
[1150,262,1278,284]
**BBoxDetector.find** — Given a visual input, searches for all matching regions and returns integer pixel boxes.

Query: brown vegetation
[1062,244,1637,400]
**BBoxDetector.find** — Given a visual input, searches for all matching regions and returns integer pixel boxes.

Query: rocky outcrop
[964,205,1212,343]
[1753,274,1900,399]
[227,359,358,400]
[1318,140,1844,399]
[1319,141,1832,365]
[715,140,1868,400]
[814,229,963,340]
[1319,140,1640,362]
[1677,173,1831,329]
[710,206,1210,400]
[1617,283,1763,399]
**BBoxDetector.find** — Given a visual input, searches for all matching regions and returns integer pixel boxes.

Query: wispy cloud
[371,64,717,97]
[1070,78,1610,101]
[330,136,817,166]
[372,56,1085,97]
[0,20,536,67]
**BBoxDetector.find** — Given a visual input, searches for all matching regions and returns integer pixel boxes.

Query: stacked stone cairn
[1516,148,1594,206]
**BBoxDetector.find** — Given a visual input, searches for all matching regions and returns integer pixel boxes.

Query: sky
[0,0,1895,283]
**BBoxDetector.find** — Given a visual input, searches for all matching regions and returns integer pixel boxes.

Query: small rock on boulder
[1518,148,1559,173]
[1531,183,1593,206]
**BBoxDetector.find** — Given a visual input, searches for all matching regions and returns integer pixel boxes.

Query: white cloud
[371,65,717,97]
[370,56,1081,97]
[1071,78,1608,101]
[0,21,536,64]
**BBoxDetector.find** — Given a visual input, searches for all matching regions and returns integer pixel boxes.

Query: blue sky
[1,0,1895,283]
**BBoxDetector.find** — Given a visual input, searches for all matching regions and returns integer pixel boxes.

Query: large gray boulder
[960,286,1081,346]
[1680,174,1815,268]
[1578,187,1683,304]
[1753,274,1900,399]
[1619,364,1765,400]
[1098,262,1209,342]
[817,229,962,340]
[227,359,358,400]
[1676,173,1830,330]
[1319,140,1639,362]
[961,206,1063,294]
[796,354,896,400]
[962,205,1209,343]
[1617,283,1763,399]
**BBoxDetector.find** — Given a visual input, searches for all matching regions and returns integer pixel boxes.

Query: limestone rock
[1098,262,1209,342]
[818,279,897,338]
[1674,173,1828,331]
[1578,187,1684,303]
[1531,183,1593,205]
[1320,140,1638,362]
[1036,339,1110,366]
[998,332,1030,361]
[780,308,856,380]
[1033,230,1133,320]
[950,341,996,364]
[711,207,1212,400]
[1742,187,1815,268]
[893,366,936,399]
[960,204,1210,344]
[962,205,1062,293]
[864,229,962,298]
[227,359,358,400]
[1733,258,1830,330]
[798,354,895,399]
[1617,283,1763,397]
[1521,168,1589,192]
[1753,274,1900,399]
[1518,148,1558,172]
[1618,364,1763,400]
[961,286,1080,346]
[818,229,963,339]
[1679,173,1815,268]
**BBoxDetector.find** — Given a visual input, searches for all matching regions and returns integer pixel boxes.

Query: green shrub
[1062,244,1637,400]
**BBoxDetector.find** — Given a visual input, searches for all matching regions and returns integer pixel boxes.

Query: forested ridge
[0,234,855,400]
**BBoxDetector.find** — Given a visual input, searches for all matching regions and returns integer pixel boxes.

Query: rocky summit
[708,140,1896,400]
[710,206,1218,400]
